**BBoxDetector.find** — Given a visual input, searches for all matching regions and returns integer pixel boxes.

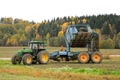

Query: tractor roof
[29,41,44,44]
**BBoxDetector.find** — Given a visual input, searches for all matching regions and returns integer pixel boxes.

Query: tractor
[11,41,49,65]
[49,24,103,63]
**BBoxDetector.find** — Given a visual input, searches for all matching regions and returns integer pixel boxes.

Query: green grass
[47,67,120,75]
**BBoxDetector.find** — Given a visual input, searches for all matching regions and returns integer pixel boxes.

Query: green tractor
[11,41,49,65]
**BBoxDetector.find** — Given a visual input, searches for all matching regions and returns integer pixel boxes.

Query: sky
[0,0,120,22]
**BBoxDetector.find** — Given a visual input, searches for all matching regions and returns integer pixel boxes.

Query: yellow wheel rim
[93,54,101,62]
[80,54,88,62]
[26,56,32,64]
[41,54,48,62]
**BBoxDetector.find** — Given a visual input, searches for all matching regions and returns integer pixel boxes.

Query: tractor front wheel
[91,52,103,63]
[37,51,49,64]
[11,54,21,65]
[78,52,90,63]
[22,54,33,65]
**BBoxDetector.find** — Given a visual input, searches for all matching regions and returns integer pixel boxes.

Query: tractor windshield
[30,44,39,49]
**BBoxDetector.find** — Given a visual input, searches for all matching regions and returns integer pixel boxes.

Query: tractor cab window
[30,44,33,49]
[33,44,38,49]
[30,44,39,49]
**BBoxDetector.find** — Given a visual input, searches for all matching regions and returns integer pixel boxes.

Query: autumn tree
[100,38,115,49]
[115,32,120,48]
[19,34,27,46]
[35,34,41,41]
[101,22,110,36]
[0,17,13,24]
[6,38,11,46]
[2,34,9,46]
[58,30,64,37]
[10,34,20,46]
[45,33,50,46]
[82,18,87,24]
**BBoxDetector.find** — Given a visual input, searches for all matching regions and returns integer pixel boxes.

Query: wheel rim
[79,54,88,63]
[92,53,101,62]
[41,54,48,62]
[26,56,32,64]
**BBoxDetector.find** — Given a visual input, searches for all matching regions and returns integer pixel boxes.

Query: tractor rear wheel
[91,52,103,63]
[22,54,33,65]
[37,51,49,64]
[78,52,90,63]
[11,54,21,64]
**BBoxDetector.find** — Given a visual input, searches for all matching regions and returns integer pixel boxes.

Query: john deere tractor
[11,41,49,65]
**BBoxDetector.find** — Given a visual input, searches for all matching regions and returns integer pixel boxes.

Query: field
[0,47,120,80]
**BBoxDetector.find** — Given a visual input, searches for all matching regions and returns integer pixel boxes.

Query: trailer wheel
[78,52,89,63]
[22,54,33,65]
[37,51,49,64]
[11,54,21,64]
[91,52,103,63]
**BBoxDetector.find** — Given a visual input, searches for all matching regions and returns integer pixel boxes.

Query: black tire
[37,51,49,64]
[11,54,21,65]
[22,54,33,65]
[91,52,103,63]
[78,52,90,64]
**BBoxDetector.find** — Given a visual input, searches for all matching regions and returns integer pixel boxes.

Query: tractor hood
[17,49,33,57]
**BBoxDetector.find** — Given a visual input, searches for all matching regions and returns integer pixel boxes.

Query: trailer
[49,24,103,63]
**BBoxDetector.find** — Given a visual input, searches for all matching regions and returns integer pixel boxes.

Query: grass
[0,73,53,80]
[0,60,57,80]
[47,67,120,75]
[0,60,120,80]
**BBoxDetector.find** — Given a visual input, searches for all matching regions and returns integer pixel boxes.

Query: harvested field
[0,47,120,57]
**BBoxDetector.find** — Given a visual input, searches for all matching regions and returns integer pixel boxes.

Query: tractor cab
[29,41,45,53]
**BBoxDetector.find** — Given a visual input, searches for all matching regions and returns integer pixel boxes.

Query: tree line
[0,14,120,48]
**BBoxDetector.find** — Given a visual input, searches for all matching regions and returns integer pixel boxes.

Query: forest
[0,14,120,48]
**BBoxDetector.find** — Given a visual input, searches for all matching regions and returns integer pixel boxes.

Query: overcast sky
[0,0,120,22]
